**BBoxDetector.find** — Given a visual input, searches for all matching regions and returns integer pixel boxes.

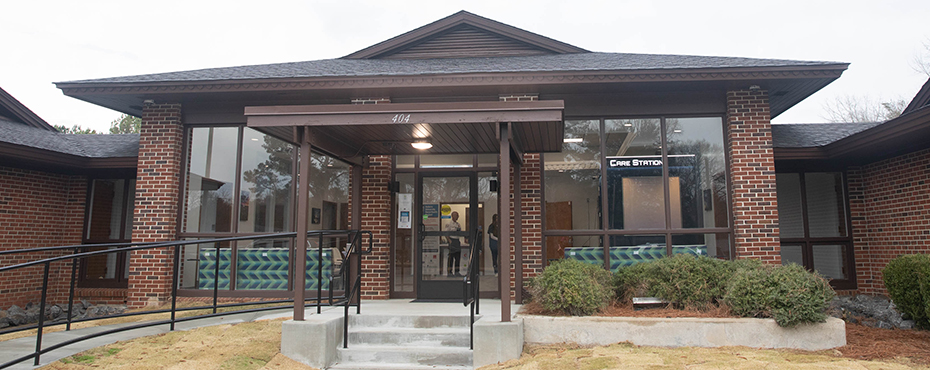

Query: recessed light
[673,129,682,133]
[563,137,583,143]
[623,123,633,127]
[251,138,259,141]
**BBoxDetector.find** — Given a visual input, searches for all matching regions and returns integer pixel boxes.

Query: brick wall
[0,166,86,308]
[358,155,392,299]
[127,103,184,308]
[849,148,930,295]
[517,154,543,299]
[726,89,781,264]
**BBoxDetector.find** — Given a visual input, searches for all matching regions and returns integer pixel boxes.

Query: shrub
[725,264,835,327]
[613,255,761,310]
[530,259,614,316]
[883,253,930,328]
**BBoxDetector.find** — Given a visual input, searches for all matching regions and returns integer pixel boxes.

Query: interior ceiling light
[673,129,683,133]
[563,137,584,143]
[411,140,433,150]
[623,123,633,127]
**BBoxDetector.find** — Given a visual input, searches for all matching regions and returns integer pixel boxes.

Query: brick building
[3,11,929,308]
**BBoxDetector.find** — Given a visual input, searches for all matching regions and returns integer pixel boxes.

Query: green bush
[883,253,930,328]
[724,264,835,327]
[613,255,762,310]
[530,259,614,316]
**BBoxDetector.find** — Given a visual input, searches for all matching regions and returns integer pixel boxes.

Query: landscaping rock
[829,295,911,329]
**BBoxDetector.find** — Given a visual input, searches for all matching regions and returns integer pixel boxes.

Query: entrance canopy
[244,100,564,157]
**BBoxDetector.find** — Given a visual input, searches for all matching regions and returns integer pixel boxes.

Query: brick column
[127,103,184,308]
[518,154,542,302]
[359,155,391,299]
[727,90,780,264]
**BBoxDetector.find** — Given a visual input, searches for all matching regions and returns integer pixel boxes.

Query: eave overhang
[0,141,137,174]
[774,105,930,163]
[57,64,847,120]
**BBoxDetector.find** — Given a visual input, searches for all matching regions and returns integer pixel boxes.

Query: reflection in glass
[420,154,474,168]
[812,244,847,279]
[239,128,294,233]
[672,233,730,260]
[666,118,728,229]
[478,172,499,292]
[805,173,847,238]
[605,119,666,229]
[776,173,804,238]
[544,120,601,231]
[307,153,350,233]
[780,244,804,267]
[184,127,239,233]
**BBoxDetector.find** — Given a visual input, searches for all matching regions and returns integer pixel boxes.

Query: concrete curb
[521,315,846,351]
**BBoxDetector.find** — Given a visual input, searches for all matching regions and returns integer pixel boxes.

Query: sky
[2,0,929,132]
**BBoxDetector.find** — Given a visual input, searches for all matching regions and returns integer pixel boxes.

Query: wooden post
[499,123,512,322]
[294,128,312,321]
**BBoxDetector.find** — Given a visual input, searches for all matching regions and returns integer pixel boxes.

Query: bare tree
[911,38,930,77]
[822,95,907,123]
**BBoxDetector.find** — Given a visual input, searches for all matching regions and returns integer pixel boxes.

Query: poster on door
[423,203,440,231]
[397,193,412,229]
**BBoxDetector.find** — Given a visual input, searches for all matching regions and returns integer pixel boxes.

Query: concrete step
[349,314,474,329]
[336,345,472,367]
[349,327,471,347]
[328,363,471,370]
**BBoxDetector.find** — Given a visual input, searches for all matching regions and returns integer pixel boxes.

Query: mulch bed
[521,302,930,364]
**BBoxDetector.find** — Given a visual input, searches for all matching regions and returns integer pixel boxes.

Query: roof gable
[343,10,588,59]
[903,77,930,115]
[0,86,55,131]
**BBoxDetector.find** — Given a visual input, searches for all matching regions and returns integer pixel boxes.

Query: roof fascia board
[0,87,56,131]
[773,147,829,160]
[822,105,930,157]
[343,11,587,59]
[0,142,138,170]
[57,65,849,95]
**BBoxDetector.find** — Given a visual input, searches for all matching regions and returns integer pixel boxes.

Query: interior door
[417,173,477,300]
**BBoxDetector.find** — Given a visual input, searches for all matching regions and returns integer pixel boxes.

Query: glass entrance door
[417,173,477,300]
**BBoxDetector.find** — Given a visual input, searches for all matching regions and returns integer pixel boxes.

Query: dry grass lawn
[34,318,930,370]
[482,342,929,370]
[40,318,316,370]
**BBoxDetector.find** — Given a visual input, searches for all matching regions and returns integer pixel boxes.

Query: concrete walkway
[0,300,518,369]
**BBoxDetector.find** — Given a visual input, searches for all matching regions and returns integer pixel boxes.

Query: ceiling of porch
[244,101,564,158]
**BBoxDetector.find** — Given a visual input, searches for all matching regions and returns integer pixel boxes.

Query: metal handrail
[0,229,369,369]
[462,228,483,350]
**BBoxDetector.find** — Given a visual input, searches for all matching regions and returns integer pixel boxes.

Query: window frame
[541,115,734,270]
[776,171,857,290]
[79,177,135,288]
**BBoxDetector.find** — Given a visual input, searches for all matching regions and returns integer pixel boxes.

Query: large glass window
[776,172,854,288]
[183,127,239,233]
[605,119,665,230]
[181,125,352,294]
[543,120,601,231]
[544,116,731,270]
[238,129,294,233]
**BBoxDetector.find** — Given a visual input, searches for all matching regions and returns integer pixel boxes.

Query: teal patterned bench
[197,248,337,290]
[564,245,707,271]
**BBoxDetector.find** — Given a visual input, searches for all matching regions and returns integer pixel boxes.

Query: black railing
[463,228,482,350]
[0,230,370,369]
